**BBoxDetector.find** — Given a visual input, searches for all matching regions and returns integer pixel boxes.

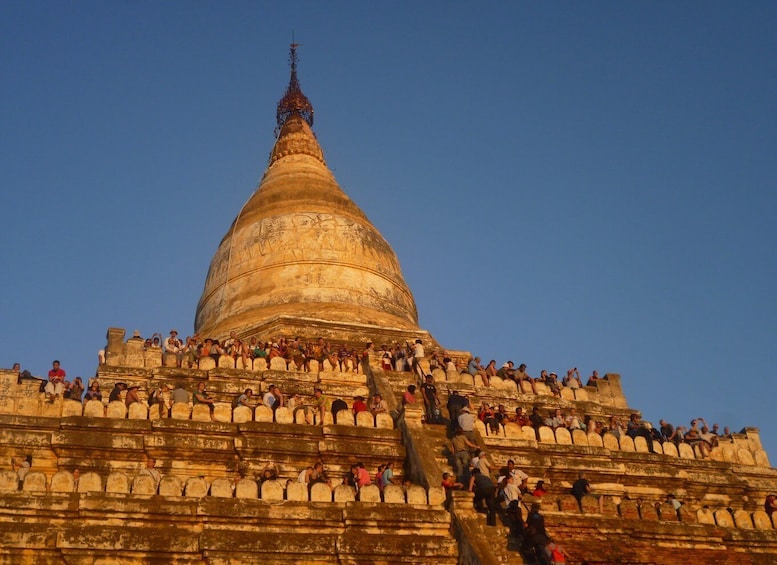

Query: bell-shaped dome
[195,48,419,339]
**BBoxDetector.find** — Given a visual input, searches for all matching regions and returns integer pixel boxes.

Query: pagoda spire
[275,43,314,134]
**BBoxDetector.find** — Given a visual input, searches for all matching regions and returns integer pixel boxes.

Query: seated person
[529,406,545,429]
[514,364,537,393]
[586,370,601,386]
[370,393,388,414]
[532,480,547,497]
[45,360,67,401]
[402,385,417,406]
[562,368,583,389]
[125,385,141,407]
[683,420,710,456]
[233,388,255,409]
[352,395,368,415]
[84,381,102,402]
[108,382,127,402]
[626,413,656,453]
[193,382,215,413]
[478,403,500,434]
[546,408,565,429]
[512,407,531,427]
[571,472,603,513]
[764,494,777,521]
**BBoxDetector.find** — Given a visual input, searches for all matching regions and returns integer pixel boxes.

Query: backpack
[148,389,159,406]
[231,395,241,409]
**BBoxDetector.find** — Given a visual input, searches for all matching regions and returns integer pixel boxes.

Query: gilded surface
[196,114,419,339]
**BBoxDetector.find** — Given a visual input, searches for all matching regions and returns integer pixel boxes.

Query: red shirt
[352,400,368,413]
[48,368,66,383]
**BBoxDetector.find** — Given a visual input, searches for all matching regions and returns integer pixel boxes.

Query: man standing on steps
[469,468,497,526]
[449,429,478,482]
[420,374,440,424]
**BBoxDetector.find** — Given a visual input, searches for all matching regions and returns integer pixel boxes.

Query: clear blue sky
[2,2,775,458]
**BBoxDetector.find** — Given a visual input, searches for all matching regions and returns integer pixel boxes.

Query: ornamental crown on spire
[275,43,314,133]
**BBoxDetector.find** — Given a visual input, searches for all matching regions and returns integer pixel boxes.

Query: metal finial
[276,42,314,133]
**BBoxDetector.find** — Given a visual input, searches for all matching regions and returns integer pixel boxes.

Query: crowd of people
[131,330,372,373]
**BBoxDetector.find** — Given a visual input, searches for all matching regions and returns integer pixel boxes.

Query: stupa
[196,44,424,346]
[0,44,776,564]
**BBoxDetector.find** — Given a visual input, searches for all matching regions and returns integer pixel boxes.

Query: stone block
[105,472,130,494]
[714,509,734,528]
[752,510,773,530]
[534,381,549,395]
[734,509,753,529]
[445,370,459,382]
[678,443,695,459]
[555,427,572,445]
[235,357,250,371]
[0,471,18,492]
[502,379,518,393]
[474,375,487,388]
[294,407,312,425]
[268,357,287,371]
[474,419,488,437]
[143,350,162,368]
[618,499,640,520]
[132,474,157,495]
[162,352,177,368]
[0,397,15,416]
[634,436,649,452]
[560,387,575,400]
[383,484,405,503]
[251,357,267,371]
[376,413,393,429]
[358,484,381,502]
[84,399,105,418]
[754,449,770,467]
[16,396,40,416]
[504,423,522,439]
[662,442,679,457]
[736,448,755,466]
[159,475,183,496]
[320,411,334,426]
[721,444,737,462]
[274,406,293,424]
[307,360,319,373]
[198,356,216,371]
[261,479,285,500]
[206,478,233,498]
[587,432,603,448]
[574,388,589,401]
[191,404,212,422]
[61,400,83,417]
[520,380,533,394]
[522,426,537,441]
[218,355,235,369]
[310,482,332,502]
[571,429,588,446]
[428,486,446,506]
[22,472,47,492]
[538,426,555,444]
[127,402,148,420]
[50,471,75,493]
[78,472,103,493]
[406,484,427,505]
[334,484,356,502]
[235,479,258,499]
[255,405,274,423]
[697,507,715,524]
[212,403,232,423]
[286,481,308,501]
[618,436,635,452]
[355,411,374,428]
[171,403,191,420]
[432,368,446,382]
[558,494,579,513]
[185,477,209,498]
[322,359,337,372]
[335,411,355,426]
[233,405,252,423]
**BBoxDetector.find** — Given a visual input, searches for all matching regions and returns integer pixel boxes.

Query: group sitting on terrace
[127,329,370,373]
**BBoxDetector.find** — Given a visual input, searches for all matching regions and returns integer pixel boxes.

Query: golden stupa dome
[195,46,419,339]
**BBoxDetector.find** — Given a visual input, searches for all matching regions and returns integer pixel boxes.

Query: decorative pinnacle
[276,42,314,133]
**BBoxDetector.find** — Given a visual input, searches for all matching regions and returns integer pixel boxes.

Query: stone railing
[0,469,445,505]
[474,420,770,467]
